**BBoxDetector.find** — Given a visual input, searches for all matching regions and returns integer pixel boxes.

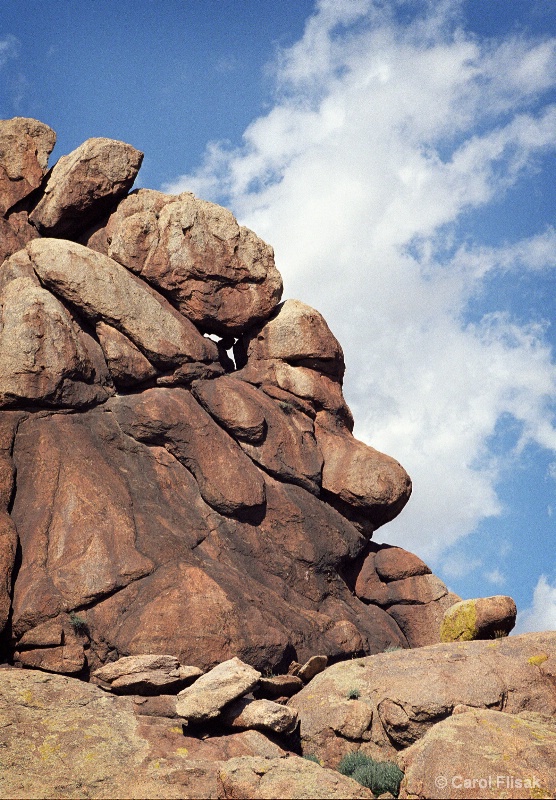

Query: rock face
[0,117,429,673]
[440,595,517,642]
[288,631,556,766]
[398,708,556,800]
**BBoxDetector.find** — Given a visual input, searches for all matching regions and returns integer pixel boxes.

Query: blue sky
[2,0,555,632]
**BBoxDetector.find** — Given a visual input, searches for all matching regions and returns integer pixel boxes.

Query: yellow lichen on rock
[440,600,478,642]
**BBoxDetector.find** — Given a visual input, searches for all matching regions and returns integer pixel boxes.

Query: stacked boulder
[0,117,510,679]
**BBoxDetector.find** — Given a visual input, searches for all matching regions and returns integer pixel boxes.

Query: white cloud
[515,575,556,633]
[484,568,506,587]
[0,35,19,69]
[166,0,556,561]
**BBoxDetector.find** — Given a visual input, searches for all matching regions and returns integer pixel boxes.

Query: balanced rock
[221,697,298,735]
[440,595,517,641]
[29,136,143,236]
[92,654,203,694]
[175,657,261,723]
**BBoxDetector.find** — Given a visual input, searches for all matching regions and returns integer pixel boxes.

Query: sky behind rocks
[1,0,555,631]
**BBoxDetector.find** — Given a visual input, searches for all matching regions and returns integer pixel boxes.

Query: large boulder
[29,137,143,236]
[440,596,517,642]
[85,188,283,335]
[0,117,56,214]
[288,632,556,766]
[399,708,556,799]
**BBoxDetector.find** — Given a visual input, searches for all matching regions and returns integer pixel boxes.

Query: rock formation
[0,115,469,676]
[0,116,551,800]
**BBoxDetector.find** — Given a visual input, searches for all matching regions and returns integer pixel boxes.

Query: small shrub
[338,752,404,798]
[384,645,404,653]
[337,751,371,777]
[69,612,89,636]
[492,629,508,639]
[278,400,295,415]
[303,754,321,765]
[347,687,361,700]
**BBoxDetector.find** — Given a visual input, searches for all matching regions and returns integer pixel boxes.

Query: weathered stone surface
[255,674,303,699]
[11,411,155,636]
[176,657,261,722]
[243,300,345,380]
[441,595,517,642]
[109,388,266,516]
[26,238,218,369]
[316,423,412,530]
[230,379,323,494]
[96,320,158,387]
[29,137,142,236]
[298,655,328,683]
[17,617,64,648]
[0,117,56,214]
[374,546,431,581]
[92,654,202,694]
[221,697,298,734]
[399,709,556,800]
[0,273,110,408]
[288,632,556,766]
[192,375,267,444]
[217,755,373,799]
[14,639,86,674]
[0,513,17,635]
[388,593,459,648]
[85,188,283,335]
[0,666,289,799]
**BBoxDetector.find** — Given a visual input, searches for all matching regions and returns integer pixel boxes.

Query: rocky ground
[0,117,553,798]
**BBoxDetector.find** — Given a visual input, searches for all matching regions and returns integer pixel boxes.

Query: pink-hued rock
[289,632,556,766]
[85,188,283,335]
[374,546,431,581]
[29,137,142,236]
[192,375,267,444]
[96,320,158,387]
[217,755,373,799]
[108,387,266,517]
[175,657,261,722]
[316,423,412,530]
[221,697,299,735]
[399,709,556,799]
[243,299,345,380]
[0,117,56,214]
[26,238,219,369]
[0,274,110,408]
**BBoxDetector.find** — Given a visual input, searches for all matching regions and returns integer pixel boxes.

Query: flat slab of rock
[222,697,298,734]
[298,655,328,683]
[256,674,303,699]
[399,708,556,799]
[176,657,261,722]
[29,136,143,236]
[217,755,373,799]
[92,654,203,694]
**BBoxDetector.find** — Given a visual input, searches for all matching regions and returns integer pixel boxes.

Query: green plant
[69,612,89,636]
[278,400,295,415]
[347,687,361,700]
[338,752,404,798]
[303,754,321,764]
[383,645,404,653]
[492,629,508,639]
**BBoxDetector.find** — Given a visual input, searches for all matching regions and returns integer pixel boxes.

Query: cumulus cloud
[515,575,556,633]
[166,0,556,562]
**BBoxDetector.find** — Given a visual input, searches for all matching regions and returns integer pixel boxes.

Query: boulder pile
[0,116,475,675]
[0,116,550,800]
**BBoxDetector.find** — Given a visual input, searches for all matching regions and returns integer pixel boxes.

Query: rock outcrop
[0,116,436,674]
[2,116,543,799]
